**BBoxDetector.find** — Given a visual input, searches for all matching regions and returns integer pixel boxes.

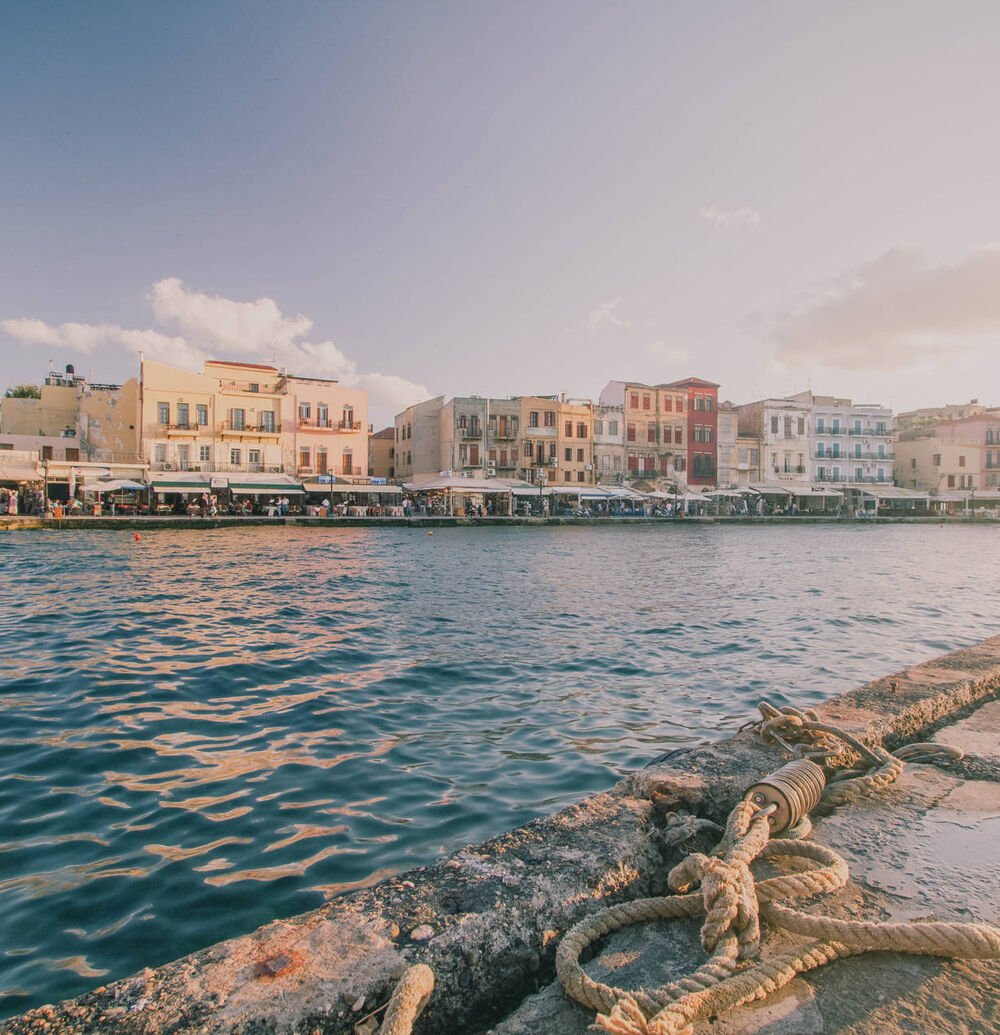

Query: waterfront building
[279,372,368,480]
[895,415,999,496]
[368,427,395,479]
[0,363,140,465]
[736,396,813,486]
[666,376,719,487]
[516,395,560,485]
[716,403,761,488]
[895,399,996,434]
[486,398,521,480]
[554,398,595,486]
[394,396,444,479]
[789,391,893,488]
[599,380,687,489]
[593,403,625,484]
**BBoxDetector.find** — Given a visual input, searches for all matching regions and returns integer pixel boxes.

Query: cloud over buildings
[770,246,1000,371]
[700,205,761,228]
[1,279,429,413]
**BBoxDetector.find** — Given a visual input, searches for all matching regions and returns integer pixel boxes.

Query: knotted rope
[555,701,1000,1035]
[377,963,434,1035]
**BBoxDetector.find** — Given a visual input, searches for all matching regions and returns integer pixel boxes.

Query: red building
[665,377,720,486]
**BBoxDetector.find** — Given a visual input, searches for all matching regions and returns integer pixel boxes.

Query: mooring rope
[554,701,1000,1035]
[375,702,998,1034]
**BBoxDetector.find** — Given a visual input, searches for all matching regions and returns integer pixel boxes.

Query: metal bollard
[744,758,826,834]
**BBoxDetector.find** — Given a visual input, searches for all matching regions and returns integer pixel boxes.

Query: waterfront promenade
[1,512,995,531]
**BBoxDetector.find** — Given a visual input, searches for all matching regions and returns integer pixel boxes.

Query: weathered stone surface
[4,637,1000,1034]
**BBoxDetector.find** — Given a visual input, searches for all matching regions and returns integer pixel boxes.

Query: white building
[735,397,812,485]
[592,403,624,484]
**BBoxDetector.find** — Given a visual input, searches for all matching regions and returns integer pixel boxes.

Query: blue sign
[370,477,387,485]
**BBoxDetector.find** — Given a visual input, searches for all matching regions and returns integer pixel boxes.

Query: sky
[2,1,1000,426]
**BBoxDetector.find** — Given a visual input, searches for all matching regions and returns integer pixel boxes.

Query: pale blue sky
[3,1,1000,423]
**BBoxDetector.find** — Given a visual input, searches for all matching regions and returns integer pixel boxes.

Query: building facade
[895,415,999,495]
[368,427,395,479]
[593,403,624,484]
[790,392,893,487]
[394,396,444,480]
[599,381,686,488]
[666,377,719,486]
[736,396,813,485]
[279,373,368,480]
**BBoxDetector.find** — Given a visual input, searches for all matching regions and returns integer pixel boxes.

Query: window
[176,403,189,427]
[299,448,310,468]
[647,425,656,443]
[577,422,587,438]
[529,411,539,428]
[854,419,862,434]
[157,402,169,424]
[565,447,573,461]
[705,427,713,443]
[196,404,208,426]
[230,448,241,465]
[933,454,941,466]
[854,444,862,458]
[816,419,825,432]
[548,442,556,458]
[855,467,863,482]
[154,443,167,462]
[577,470,585,482]
[594,419,603,436]
[458,414,468,430]
[674,427,683,444]
[544,410,556,427]
[601,455,610,471]
[577,448,584,462]
[248,449,261,467]
[694,425,703,443]
[784,416,793,437]
[299,402,311,420]
[317,404,329,428]
[627,423,636,442]
[608,420,619,436]
[231,408,245,431]
[642,394,651,410]
[817,443,825,457]
[676,399,683,413]
[706,397,714,412]
[947,474,955,488]
[261,410,276,432]
[342,449,354,475]
[565,421,573,437]
[959,456,966,467]
[177,445,189,469]
[663,397,673,412]
[342,406,354,428]
[524,441,533,457]
[564,471,571,482]
[199,445,211,462]
[770,416,779,435]
[797,418,805,436]
[248,383,259,393]
[695,395,704,411]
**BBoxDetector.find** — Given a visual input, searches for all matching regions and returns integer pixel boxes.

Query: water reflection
[0,524,997,1018]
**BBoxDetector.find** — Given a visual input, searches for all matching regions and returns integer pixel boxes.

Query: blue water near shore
[0,523,997,1016]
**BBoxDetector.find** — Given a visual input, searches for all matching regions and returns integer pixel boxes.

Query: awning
[151,475,211,493]
[89,479,148,492]
[749,483,796,496]
[791,487,844,498]
[303,482,402,494]
[404,476,512,493]
[860,486,931,501]
[230,482,305,494]
[0,464,42,483]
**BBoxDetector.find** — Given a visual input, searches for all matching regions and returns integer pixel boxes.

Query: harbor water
[1,522,998,1018]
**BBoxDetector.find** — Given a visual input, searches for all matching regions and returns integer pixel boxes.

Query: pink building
[279,374,368,481]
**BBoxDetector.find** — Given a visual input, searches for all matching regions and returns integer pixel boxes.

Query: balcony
[219,380,281,395]
[165,423,200,437]
[221,421,281,437]
[493,429,517,440]
[459,427,482,440]
[338,420,363,432]
[297,418,335,431]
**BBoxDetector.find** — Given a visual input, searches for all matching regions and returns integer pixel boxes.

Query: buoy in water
[134,533,141,541]
[428,531,433,536]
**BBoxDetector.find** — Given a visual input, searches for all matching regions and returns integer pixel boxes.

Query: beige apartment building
[896,415,1000,496]
[599,381,686,487]
[280,374,367,479]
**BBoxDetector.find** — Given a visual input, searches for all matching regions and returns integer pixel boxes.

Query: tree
[4,384,40,399]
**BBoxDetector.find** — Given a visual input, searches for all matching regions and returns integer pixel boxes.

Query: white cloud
[700,205,761,228]
[1,280,429,413]
[586,297,634,332]
[770,245,1000,371]
[646,340,689,364]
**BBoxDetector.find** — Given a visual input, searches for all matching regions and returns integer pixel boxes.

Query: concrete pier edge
[3,636,1000,1035]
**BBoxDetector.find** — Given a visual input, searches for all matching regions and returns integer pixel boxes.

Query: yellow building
[555,398,595,486]
[368,427,395,479]
[515,396,595,486]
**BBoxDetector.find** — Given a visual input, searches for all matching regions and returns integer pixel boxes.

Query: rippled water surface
[1,523,997,1016]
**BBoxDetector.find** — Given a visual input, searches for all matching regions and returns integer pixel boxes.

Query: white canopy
[404,476,512,494]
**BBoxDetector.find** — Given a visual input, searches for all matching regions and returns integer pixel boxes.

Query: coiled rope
[555,701,1000,1035]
